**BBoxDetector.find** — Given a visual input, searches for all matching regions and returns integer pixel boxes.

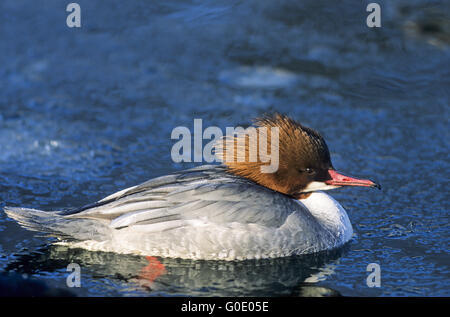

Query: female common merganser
[4,114,379,261]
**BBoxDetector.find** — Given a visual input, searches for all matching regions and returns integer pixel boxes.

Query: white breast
[298,191,353,246]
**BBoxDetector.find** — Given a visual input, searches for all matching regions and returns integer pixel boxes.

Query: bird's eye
[299,168,315,175]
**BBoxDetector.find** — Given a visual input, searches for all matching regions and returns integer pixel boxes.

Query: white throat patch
[302,181,340,193]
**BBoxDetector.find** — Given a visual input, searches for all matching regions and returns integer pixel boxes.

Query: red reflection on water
[139,256,166,284]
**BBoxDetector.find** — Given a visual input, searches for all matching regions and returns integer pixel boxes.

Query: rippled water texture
[0,0,449,296]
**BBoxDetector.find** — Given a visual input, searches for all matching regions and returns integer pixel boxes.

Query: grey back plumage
[64,165,323,232]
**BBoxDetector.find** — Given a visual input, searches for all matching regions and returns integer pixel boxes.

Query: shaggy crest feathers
[215,114,332,198]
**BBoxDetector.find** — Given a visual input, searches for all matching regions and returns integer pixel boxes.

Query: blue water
[0,0,449,296]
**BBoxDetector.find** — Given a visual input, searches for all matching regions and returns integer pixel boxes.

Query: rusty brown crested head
[216,113,380,199]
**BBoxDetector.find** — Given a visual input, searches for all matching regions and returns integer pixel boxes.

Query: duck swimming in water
[4,114,379,260]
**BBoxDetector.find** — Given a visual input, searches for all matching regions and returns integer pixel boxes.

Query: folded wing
[63,165,314,231]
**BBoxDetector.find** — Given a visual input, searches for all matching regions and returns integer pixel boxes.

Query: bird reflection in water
[4,243,348,296]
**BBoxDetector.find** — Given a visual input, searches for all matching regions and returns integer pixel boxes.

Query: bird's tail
[3,206,111,241]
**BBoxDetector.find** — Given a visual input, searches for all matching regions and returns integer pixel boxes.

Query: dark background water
[0,0,449,296]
